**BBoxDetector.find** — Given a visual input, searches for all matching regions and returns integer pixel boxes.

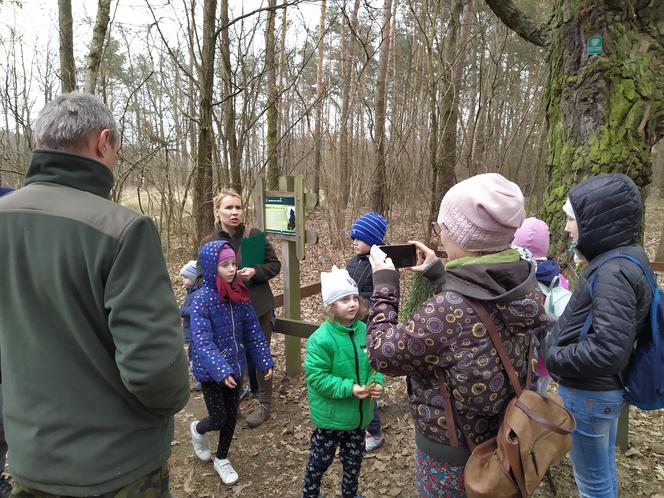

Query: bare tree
[58,0,77,92]
[84,0,112,94]
[193,0,217,243]
[371,0,393,215]
[265,0,279,189]
[312,0,326,199]
[338,0,360,207]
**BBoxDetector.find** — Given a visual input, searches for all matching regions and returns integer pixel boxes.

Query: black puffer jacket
[545,174,652,391]
[346,254,374,303]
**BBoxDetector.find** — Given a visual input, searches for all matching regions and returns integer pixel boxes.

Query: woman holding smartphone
[365,173,547,497]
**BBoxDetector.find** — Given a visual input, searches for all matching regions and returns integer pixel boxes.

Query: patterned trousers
[11,463,170,498]
[302,427,365,498]
[415,448,466,497]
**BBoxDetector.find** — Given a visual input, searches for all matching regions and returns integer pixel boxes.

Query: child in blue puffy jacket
[189,240,274,485]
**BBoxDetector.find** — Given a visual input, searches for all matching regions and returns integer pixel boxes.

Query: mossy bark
[541,0,664,256]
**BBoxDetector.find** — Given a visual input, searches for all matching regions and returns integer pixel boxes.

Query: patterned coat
[367,259,546,448]
[190,240,274,383]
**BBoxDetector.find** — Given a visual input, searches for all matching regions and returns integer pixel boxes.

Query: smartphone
[378,244,417,268]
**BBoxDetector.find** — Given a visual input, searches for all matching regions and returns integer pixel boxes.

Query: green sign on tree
[587,36,603,55]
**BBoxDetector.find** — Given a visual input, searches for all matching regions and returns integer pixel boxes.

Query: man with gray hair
[0,92,190,497]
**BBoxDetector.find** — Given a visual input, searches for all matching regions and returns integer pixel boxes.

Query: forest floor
[164,199,664,498]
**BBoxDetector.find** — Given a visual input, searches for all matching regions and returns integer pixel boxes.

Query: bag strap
[514,398,576,434]
[581,254,656,341]
[436,297,535,450]
[435,373,462,448]
[243,226,252,239]
[465,298,524,396]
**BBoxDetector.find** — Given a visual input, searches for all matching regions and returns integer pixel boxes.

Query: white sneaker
[190,421,211,461]
[214,457,239,485]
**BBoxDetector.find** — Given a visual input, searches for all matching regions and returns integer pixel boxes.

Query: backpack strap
[580,254,655,341]
[436,298,533,450]
[434,373,464,448]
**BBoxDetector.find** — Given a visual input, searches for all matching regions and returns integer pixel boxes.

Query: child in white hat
[301,266,384,498]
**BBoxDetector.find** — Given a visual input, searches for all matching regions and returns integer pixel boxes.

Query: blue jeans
[558,385,624,498]
[366,400,382,436]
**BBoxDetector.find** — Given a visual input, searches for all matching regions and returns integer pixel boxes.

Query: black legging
[196,380,241,459]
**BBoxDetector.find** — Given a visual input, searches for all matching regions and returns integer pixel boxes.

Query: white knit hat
[562,198,576,219]
[321,266,358,305]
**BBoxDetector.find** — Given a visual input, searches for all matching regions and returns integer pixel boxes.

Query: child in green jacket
[302,266,384,498]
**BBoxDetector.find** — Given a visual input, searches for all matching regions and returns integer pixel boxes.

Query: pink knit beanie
[512,217,550,259]
[437,173,525,252]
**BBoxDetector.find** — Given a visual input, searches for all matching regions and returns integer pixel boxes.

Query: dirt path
[167,205,664,497]
[167,332,664,498]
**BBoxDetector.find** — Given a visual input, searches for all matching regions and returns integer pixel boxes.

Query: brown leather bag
[439,298,576,498]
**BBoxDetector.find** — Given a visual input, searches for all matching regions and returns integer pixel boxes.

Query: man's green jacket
[0,150,190,496]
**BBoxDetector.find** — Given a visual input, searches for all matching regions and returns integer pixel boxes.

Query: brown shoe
[246,403,270,428]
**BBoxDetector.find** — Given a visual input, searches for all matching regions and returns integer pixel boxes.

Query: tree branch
[484,0,549,48]
[213,1,302,39]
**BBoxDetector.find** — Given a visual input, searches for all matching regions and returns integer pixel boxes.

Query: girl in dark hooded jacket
[545,173,652,498]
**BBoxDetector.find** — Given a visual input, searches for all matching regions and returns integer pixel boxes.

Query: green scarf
[445,248,521,270]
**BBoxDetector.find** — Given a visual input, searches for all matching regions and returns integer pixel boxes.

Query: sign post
[253,175,317,376]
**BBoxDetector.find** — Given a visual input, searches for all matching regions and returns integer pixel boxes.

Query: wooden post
[616,406,629,452]
[280,176,302,376]
[254,175,265,231]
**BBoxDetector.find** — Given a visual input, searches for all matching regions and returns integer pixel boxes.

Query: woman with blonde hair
[201,190,281,428]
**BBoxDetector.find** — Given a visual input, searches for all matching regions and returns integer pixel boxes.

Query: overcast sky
[0,0,320,62]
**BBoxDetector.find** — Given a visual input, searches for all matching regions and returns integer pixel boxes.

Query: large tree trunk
[265,0,279,190]
[370,0,393,215]
[193,0,217,244]
[58,0,77,92]
[486,0,664,255]
[540,1,664,254]
[83,0,112,94]
[313,0,327,200]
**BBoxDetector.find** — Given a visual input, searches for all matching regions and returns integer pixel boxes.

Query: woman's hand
[263,368,273,381]
[223,375,237,389]
[352,384,370,399]
[368,383,383,400]
[236,267,256,280]
[368,245,396,272]
[407,240,438,273]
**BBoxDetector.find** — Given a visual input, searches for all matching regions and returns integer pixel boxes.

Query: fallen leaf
[625,448,643,457]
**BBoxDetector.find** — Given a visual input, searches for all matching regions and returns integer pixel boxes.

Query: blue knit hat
[350,211,387,246]
[179,260,198,280]
[0,186,15,197]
